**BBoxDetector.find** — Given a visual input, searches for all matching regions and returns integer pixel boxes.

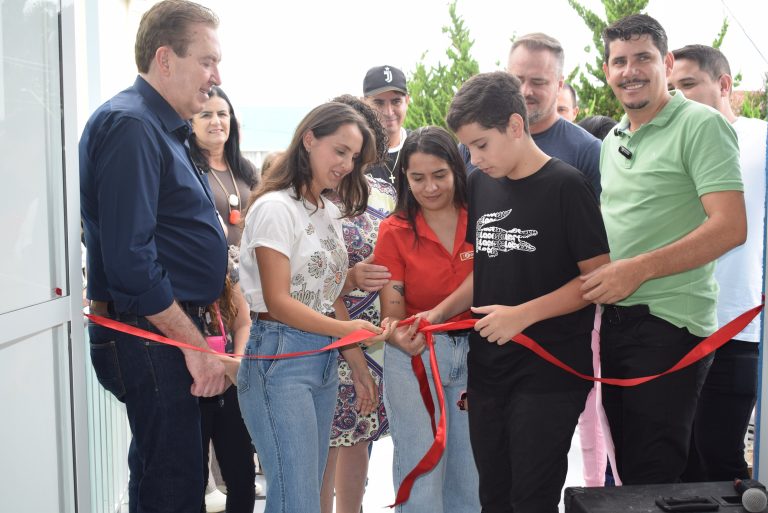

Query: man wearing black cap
[363,65,410,197]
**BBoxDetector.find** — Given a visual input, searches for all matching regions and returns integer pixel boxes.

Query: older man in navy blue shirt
[80,2,228,512]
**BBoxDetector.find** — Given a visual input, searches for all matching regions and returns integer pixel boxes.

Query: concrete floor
[250,427,586,513]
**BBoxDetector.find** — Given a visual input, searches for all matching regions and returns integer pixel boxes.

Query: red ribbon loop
[388,317,448,507]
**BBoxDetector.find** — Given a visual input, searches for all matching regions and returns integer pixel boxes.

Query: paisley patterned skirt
[329,344,389,447]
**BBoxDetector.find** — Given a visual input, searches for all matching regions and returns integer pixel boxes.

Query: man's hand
[580,259,646,305]
[185,351,228,397]
[471,305,531,345]
[347,255,391,292]
[147,302,229,397]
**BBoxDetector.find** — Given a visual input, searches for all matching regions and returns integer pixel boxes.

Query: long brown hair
[248,102,375,218]
[207,275,236,335]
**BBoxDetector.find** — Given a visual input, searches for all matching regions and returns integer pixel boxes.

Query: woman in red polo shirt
[374,126,479,513]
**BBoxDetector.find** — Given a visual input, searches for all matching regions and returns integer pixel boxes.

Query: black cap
[363,65,408,97]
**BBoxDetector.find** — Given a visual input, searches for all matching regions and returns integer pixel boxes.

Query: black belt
[602,304,650,326]
[178,302,208,320]
[89,300,207,321]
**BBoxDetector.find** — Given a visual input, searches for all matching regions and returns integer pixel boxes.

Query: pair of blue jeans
[237,320,338,513]
[88,314,205,513]
[383,332,480,513]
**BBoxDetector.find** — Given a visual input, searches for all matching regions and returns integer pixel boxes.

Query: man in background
[363,64,411,198]
[461,33,602,199]
[670,43,767,482]
[557,82,580,121]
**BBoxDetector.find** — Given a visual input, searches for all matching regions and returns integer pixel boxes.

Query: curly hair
[332,94,389,165]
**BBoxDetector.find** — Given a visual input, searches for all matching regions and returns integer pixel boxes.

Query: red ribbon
[86,302,764,507]
[385,303,764,507]
[386,317,447,507]
[84,313,376,358]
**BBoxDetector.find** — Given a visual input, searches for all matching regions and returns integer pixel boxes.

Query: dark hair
[602,14,668,63]
[249,102,375,218]
[135,0,219,74]
[332,94,389,165]
[511,32,565,76]
[562,82,578,106]
[190,86,258,188]
[672,44,731,81]
[447,71,529,134]
[395,126,468,242]
[577,115,618,141]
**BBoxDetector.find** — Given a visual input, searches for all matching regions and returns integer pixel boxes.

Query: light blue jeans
[237,320,339,513]
[383,332,480,513]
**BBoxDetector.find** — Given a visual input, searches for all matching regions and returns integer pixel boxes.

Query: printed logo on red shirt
[460,251,474,261]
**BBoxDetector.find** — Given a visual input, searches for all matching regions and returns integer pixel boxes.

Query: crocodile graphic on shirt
[476,209,538,258]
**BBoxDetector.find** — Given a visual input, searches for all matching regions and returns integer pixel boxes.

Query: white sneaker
[205,488,227,513]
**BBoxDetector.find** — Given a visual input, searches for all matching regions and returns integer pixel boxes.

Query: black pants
[683,340,759,481]
[200,385,256,513]
[467,386,589,513]
[601,306,712,485]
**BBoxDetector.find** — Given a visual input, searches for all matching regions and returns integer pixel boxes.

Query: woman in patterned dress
[321,95,397,513]
[237,102,385,513]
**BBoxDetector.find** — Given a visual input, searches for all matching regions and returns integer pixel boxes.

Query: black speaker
[565,481,757,512]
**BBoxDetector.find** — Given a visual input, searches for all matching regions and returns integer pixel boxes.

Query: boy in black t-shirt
[440,71,611,513]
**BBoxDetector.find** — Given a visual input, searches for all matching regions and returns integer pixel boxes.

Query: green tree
[566,0,649,121]
[712,18,744,89]
[405,1,479,131]
[738,73,768,120]
[712,18,729,48]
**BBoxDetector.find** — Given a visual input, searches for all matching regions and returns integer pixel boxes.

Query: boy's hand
[471,305,530,345]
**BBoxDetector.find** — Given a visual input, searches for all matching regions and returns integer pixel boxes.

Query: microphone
[618,145,633,160]
[735,478,768,513]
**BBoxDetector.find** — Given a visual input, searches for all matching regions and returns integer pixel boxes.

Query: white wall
[0,1,85,511]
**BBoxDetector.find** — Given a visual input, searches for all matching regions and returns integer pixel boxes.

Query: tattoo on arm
[389,300,401,305]
[393,284,405,296]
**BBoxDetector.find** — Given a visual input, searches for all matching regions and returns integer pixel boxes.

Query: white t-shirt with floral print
[239,189,349,316]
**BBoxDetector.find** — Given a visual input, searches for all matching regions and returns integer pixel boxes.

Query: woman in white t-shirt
[237,102,384,513]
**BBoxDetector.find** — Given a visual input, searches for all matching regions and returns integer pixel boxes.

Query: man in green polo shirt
[580,14,746,485]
